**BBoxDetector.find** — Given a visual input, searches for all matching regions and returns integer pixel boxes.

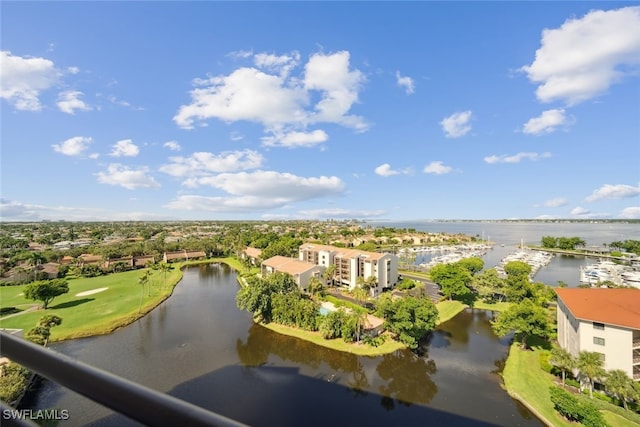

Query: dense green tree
[236,276,274,322]
[429,263,473,301]
[577,351,606,399]
[503,260,531,277]
[457,257,484,274]
[376,294,438,350]
[24,279,69,309]
[471,268,507,302]
[491,299,550,348]
[549,347,575,388]
[26,314,63,346]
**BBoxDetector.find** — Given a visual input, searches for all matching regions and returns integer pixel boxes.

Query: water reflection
[376,350,437,407]
[30,265,541,426]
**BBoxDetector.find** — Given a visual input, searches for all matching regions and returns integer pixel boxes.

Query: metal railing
[0,331,247,427]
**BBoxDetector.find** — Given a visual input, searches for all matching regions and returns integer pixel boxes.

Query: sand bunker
[76,287,108,297]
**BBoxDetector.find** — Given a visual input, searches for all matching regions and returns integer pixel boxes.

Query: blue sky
[1,2,639,222]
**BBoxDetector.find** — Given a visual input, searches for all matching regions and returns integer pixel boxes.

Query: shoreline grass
[502,341,640,427]
[259,321,406,356]
[0,258,240,342]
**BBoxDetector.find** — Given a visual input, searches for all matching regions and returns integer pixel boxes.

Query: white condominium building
[555,288,640,381]
[298,243,398,296]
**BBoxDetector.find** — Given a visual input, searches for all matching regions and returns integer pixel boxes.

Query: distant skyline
[1,2,639,222]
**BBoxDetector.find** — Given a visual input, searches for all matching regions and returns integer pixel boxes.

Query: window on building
[592,322,605,330]
[596,352,605,362]
[593,337,605,346]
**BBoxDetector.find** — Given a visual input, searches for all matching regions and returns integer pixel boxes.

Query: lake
[30,263,542,426]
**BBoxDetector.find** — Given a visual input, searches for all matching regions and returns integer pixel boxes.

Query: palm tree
[138,270,151,313]
[307,276,323,298]
[159,263,172,289]
[549,347,575,388]
[322,264,336,287]
[577,351,606,399]
[605,369,635,410]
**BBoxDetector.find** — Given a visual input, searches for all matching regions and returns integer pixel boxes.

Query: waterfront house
[298,243,398,296]
[261,256,325,291]
[241,247,263,266]
[555,288,640,381]
[163,250,207,263]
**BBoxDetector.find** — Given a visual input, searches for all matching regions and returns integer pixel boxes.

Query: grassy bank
[0,258,244,342]
[502,340,640,427]
[0,267,183,341]
[260,322,406,356]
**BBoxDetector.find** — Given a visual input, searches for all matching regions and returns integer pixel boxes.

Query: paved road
[397,273,442,302]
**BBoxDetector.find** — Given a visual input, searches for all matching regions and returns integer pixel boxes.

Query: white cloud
[0,198,171,222]
[570,206,591,216]
[110,139,140,157]
[174,67,307,128]
[52,136,93,156]
[304,51,368,131]
[440,111,472,138]
[522,109,570,135]
[96,164,160,190]
[229,131,244,141]
[254,51,300,77]
[174,50,368,140]
[395,71,415,94]
[57,90,91,114]
[262,129,328,148]
[0,50,61,111]
[165,195,287,212]
[374,163,413,177]
[159,149,263,177]
[163,141,182,151]
[521,6,640,105]
[484,151,552,164]
[423,161,453,175]
[375,163,399,177]
[166,171,345,213]
[585,183,640,202]
[298,208,387,219]
[619,206,640,219]
[543,197,569,208]
[190,170,345,198]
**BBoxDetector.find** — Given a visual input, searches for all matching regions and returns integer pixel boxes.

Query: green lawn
[435,300,466,325]
[0,267,184,341]
[260,322,406,356]
[502,342,573,426]
[603,411,640,427]
[472,300,511,312]
[502,341,640,427]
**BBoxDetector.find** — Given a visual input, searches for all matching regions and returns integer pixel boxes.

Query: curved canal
[31,263,542,426]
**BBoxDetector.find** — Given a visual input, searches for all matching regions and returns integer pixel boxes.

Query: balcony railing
[0,331,246,427]
[633,339,640,349]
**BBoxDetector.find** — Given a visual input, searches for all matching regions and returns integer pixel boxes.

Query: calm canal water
[32,263,541,426]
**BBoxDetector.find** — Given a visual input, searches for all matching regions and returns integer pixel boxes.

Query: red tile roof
[555,288,640,329]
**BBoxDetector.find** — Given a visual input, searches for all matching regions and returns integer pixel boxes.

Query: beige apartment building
[298,243,398,296]
[555,288,640,381]
[261,255,325,292]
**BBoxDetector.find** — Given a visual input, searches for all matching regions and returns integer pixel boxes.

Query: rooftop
[555,288,640,330]
[262,256,319,275]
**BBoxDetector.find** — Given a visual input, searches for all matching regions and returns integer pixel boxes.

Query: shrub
[550,386,581,422]
[578,401,608,427]
[0,363,30,404]
[549,386,610,427]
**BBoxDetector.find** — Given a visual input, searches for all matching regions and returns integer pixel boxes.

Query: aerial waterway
[28,263,542,426]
